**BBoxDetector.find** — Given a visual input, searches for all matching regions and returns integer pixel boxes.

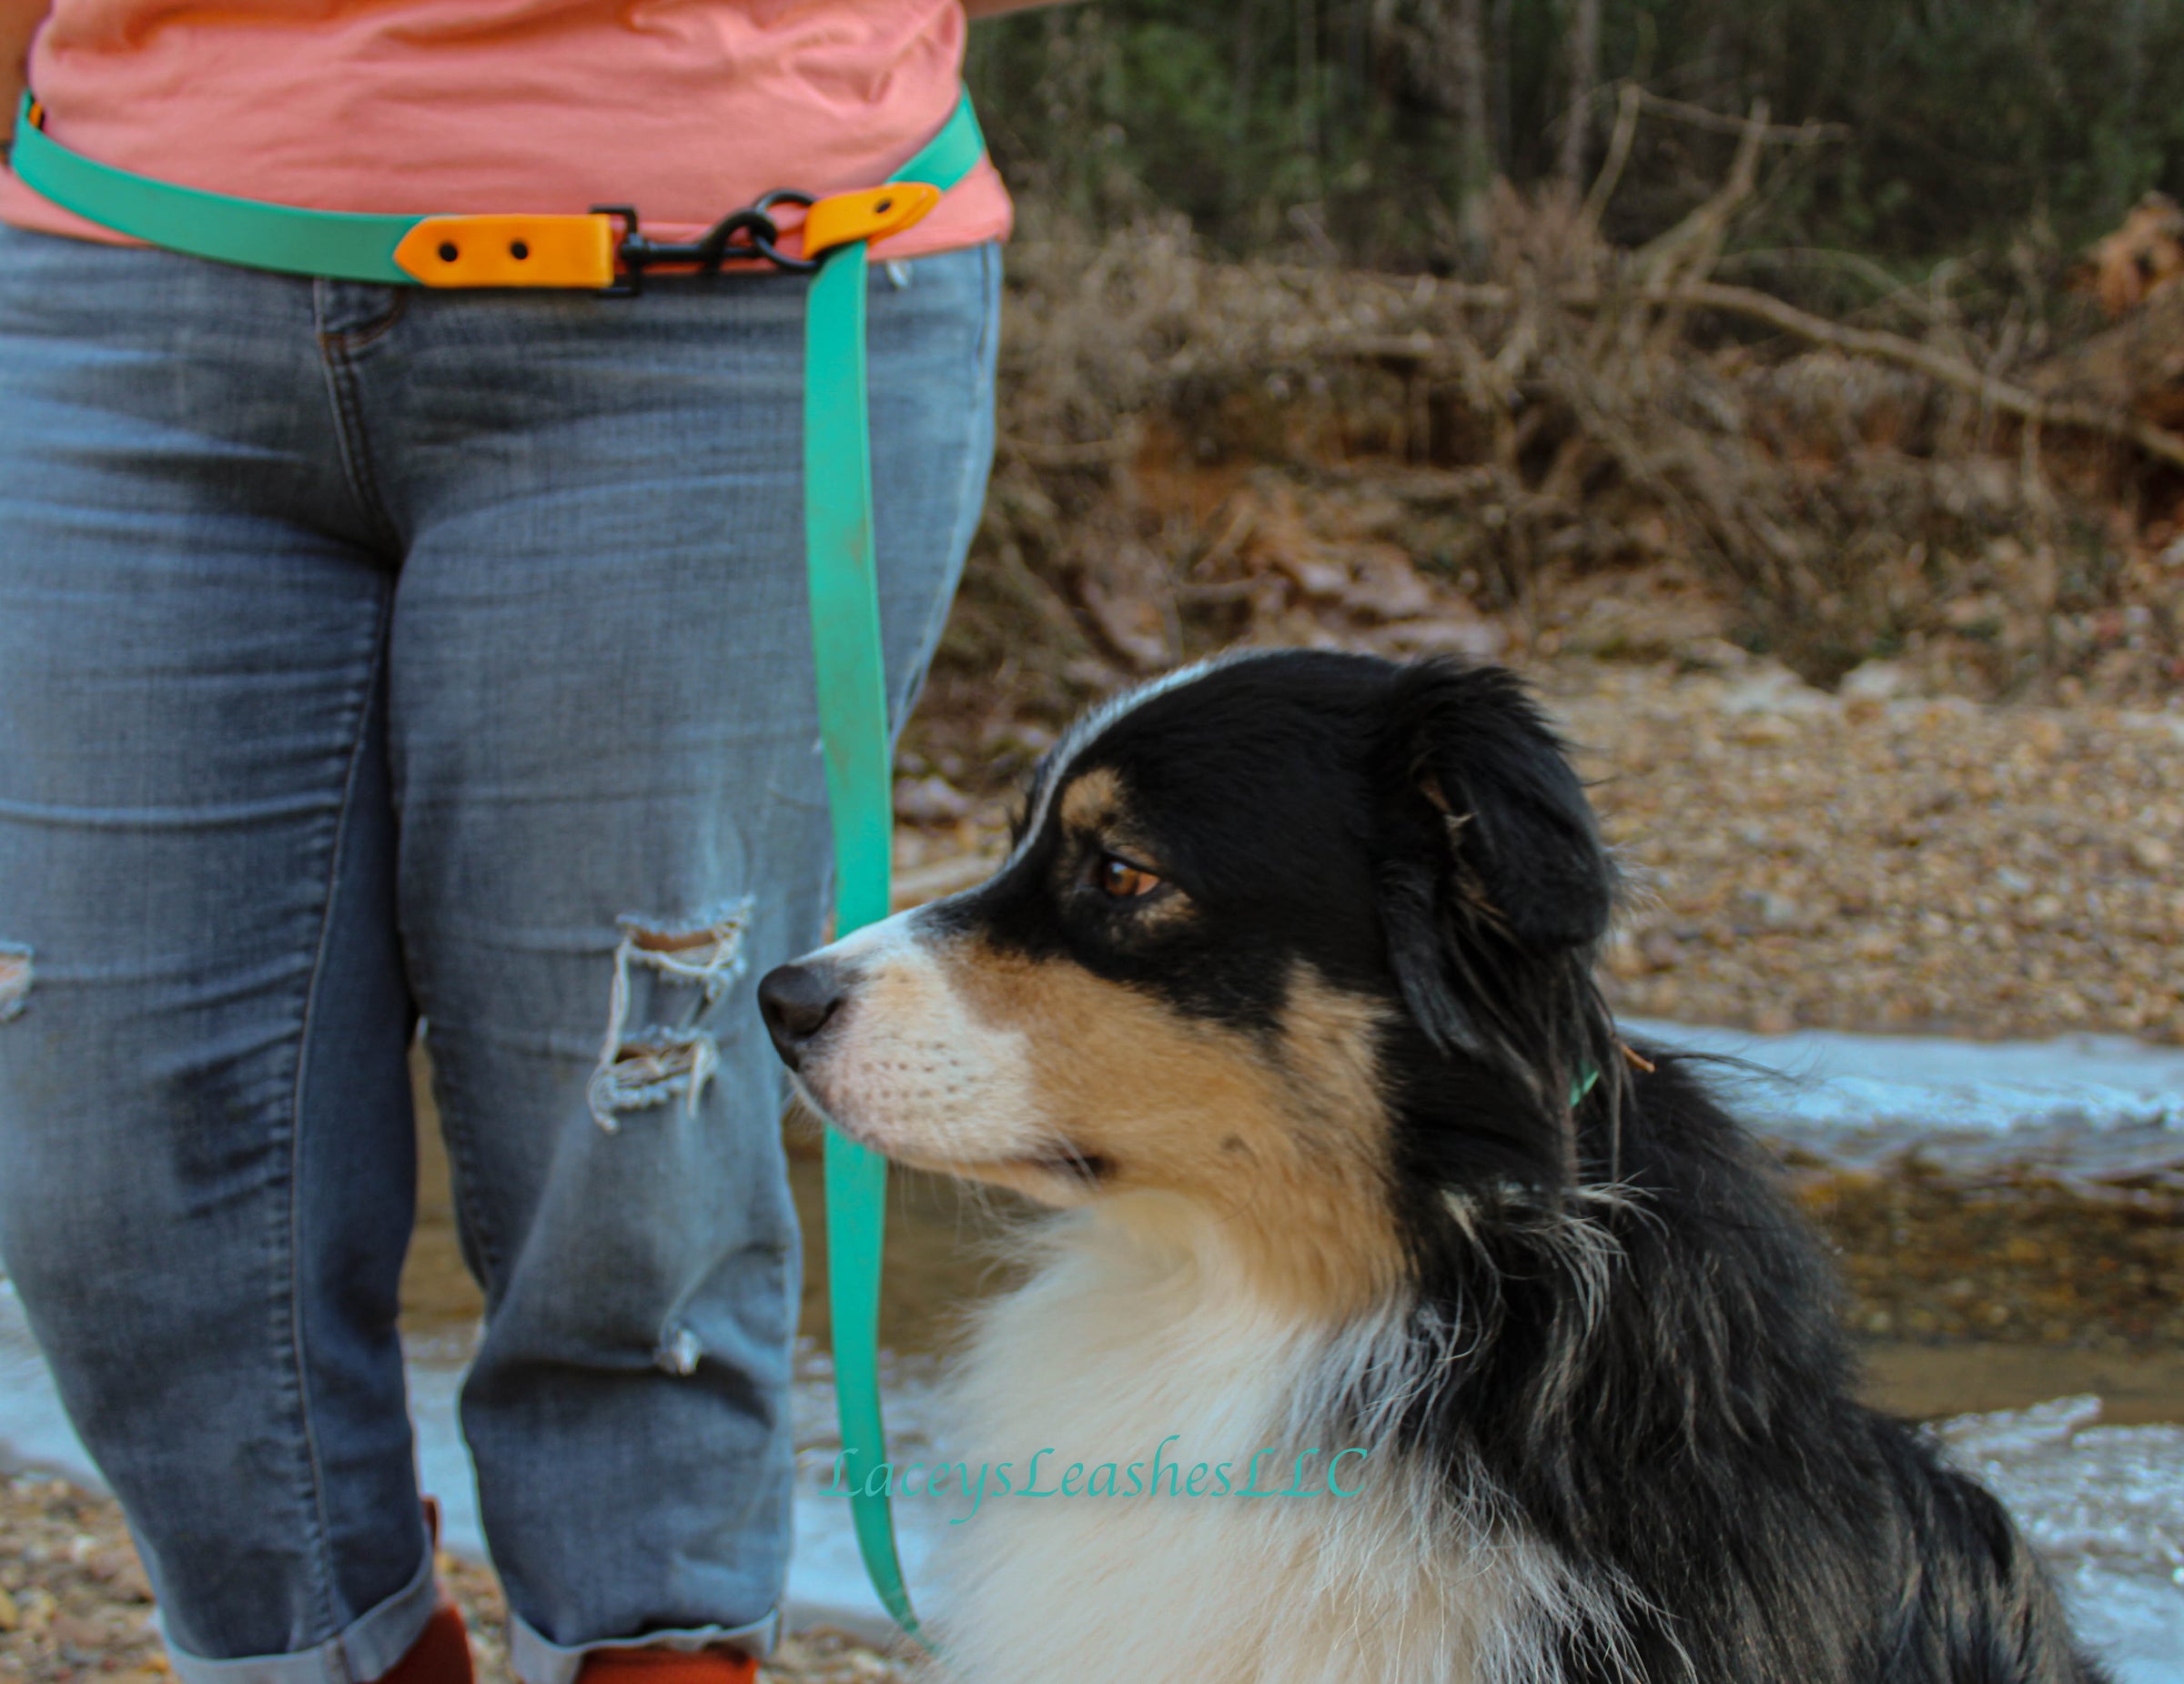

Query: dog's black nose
[757,960,846,1069]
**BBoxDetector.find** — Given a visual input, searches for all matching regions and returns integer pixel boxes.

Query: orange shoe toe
[377,1601,474,1684]
[576,1647,758,1684]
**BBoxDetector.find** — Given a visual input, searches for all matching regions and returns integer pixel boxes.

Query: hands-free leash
[11,91,976,1639]
[9,90,973,295]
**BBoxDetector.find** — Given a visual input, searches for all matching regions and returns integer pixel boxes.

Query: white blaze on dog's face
[757,652,1618,1316]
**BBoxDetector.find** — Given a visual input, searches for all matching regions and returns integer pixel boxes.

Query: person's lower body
[0,224,999,1684]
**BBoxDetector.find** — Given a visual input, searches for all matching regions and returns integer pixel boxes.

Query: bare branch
[1668,281,2184,469]
[1580,81,1643,232]
[1629,86,1848,145]
[1634,98,1769,290]
[1558,0,1601,191]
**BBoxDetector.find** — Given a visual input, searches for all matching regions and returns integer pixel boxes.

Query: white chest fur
[919,1205,1599,1684]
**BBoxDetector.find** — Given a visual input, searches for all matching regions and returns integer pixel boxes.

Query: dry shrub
[911,193,2181,792]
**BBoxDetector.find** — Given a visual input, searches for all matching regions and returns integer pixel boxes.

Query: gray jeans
[0,224,998,1683]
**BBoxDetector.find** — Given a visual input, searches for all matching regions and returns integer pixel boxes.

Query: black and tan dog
[760,650,2106,1684]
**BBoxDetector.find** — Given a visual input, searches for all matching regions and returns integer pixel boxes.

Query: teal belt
[11,91,972,1642]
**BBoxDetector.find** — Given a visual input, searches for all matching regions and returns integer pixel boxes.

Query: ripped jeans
[0,225,998,1683]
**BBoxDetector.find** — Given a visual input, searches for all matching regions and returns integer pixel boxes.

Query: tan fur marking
[1275,969,1394,1152]
[1057,765,1125,836]
[942,944,1403,1319]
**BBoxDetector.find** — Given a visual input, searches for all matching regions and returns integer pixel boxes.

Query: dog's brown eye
[1094,853,1163,900]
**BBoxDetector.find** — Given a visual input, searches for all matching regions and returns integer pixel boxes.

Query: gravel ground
[1542,657,2184,1045]
[0,1474,161,1684]
[0,1472,915,1684]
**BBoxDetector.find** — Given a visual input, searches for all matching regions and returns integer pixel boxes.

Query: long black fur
[1062,650,2107,1684]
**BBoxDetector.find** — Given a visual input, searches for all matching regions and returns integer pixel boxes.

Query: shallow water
[1936,1398,2184,1684]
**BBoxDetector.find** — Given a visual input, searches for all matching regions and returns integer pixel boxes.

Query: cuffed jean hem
[508,1609,782,1684]
[157,1549,440,1684]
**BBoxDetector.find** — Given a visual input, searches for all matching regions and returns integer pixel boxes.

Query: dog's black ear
[1384,660,1613,945]
[1373,660,1614,1059]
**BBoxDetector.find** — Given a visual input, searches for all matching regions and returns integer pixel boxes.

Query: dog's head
[760,651,1620,1313]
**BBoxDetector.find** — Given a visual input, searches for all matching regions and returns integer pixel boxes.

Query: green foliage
[966,0,2184,267]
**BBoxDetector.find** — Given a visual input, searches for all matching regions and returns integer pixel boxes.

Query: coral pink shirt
[0,1,1011,261]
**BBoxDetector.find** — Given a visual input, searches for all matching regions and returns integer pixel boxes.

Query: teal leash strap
[10,92,418,281]
[802,89,986,1643]
[803,233,925,1640]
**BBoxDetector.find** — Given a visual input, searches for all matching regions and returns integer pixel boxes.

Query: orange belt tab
[801,183,942,261]
[394,213,618,288]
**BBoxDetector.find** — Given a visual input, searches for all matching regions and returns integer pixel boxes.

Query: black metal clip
[592,191,821,297]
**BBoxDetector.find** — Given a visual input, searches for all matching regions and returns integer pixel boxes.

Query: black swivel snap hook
[592,189,821,296]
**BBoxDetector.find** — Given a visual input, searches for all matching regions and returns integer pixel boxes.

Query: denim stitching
[278,591,396,1656]
[320,349,401,552]
[313,285,405,552]
[329,287,410,355]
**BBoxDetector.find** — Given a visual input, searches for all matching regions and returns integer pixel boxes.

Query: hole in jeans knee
[588,899,753,1131]
[0,944,30,1023]
[621,900,753,979]
[587,1030,721,1130]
